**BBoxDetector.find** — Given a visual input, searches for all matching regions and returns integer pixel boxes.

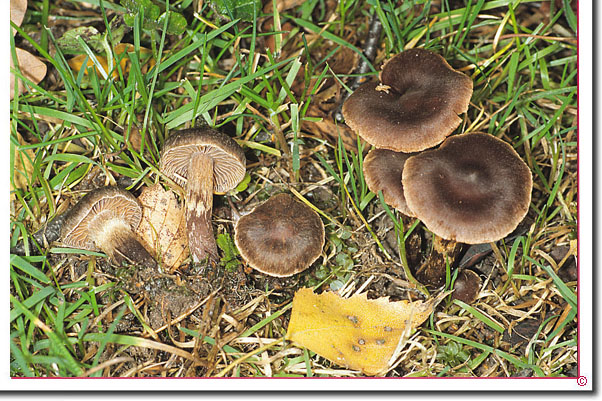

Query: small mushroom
[234,193,325,277]
[402,132,533,244]
[342,48,473,152]
[60,186,156,267]
[363,148,416,216]
[451,269,482,304]
[160,128,246,263]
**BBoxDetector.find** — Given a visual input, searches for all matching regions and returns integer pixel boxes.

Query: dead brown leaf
[285,288,443,375]
[10,0,27,31]
[136,184,189,272]
[262,0,307,13]
[302,105,368,153]
[10,47,47,99]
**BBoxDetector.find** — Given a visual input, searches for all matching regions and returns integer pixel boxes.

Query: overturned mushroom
[234,193,325,277]
[60,186,156,268]
[342,48,473,152]
[160,128,246,263]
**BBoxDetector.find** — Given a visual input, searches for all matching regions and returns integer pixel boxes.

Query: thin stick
[333,11,383,122]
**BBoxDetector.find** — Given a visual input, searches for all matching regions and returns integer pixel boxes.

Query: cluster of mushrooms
[60,127,324,279]
[59,48,533,300]
[343,48,533,296]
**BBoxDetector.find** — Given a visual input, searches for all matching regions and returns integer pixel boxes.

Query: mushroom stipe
[161,128,246,264]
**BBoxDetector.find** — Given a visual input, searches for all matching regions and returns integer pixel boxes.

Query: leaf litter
[136,184,189,273]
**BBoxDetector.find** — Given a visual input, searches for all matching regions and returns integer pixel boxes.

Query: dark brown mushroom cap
[451,269,482,304]
[61,186,142,250]
[363,148,415,216]
[342,48,473,152]
[234,193,325,277]
[161,128,246,193]
[402,132,532,244]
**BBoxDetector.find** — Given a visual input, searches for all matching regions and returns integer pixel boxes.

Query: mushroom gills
[59,186,158,269]
[185,152,219,263]
[89,215,156,267]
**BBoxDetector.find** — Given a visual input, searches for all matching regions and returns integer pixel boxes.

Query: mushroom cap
[161,128,246,193]
[234,193,325,277]
[451,269,482,304]
[61,186,142,251]
[363,148,415,216]
[402,132,532,244]
[342,48,473,152]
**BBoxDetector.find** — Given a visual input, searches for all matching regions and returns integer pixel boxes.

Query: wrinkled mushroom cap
[161,128,246,193]
[402,133,532,244]
[363,148,415,216]
[342,48,473,152]
[234,193,325,277]
[61,186,142,250]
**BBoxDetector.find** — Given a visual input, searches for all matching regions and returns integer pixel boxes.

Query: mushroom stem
[415,235,462,288]
[92,218,157,268]
[185,153,218,263]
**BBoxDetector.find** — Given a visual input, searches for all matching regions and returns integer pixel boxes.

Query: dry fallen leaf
[10,48,47,100]
[136,184,189,272]
[68,44,154,79]
[285,288,445,376]
[11,131,35,200]
[302,105,368,154]
[262,0,307,13]
[11,0,27,31]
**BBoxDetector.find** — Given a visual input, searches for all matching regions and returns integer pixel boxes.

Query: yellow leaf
[10,47,47,99]
[67,44,154,79]
[285,288,444,376]
[136,184,189,272]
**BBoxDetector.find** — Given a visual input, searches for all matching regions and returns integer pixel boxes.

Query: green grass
[10,0,577,377]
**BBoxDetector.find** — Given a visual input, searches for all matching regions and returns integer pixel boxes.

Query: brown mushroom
[160,128,246,264]
[234,193,325,277]
[60,186,156,267]
[342,48,473,152]
[402,132,532,244]
[451,269,482,304]
[363,148,416,216]
[402,132,532,288]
